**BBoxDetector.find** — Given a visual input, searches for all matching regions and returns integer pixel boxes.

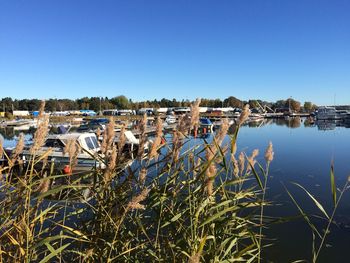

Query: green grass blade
[249,161,263,190]
[39,243,70,263]
[284,184,322,239]
[330,161,337,207]
[291,182,330,220]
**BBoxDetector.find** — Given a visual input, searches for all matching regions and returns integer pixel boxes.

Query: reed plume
[139,167,147,186]
[42,154,49,171]
[246,149,259,173]
[177,114,191,137]
[35,172,50,193]
[126,188,150,211]
[190,98,201,131]
[30,115,49,154]
[38,100,46,119]
[104,146,117,184]
[172,130,181,163]
[205,118,230,195]
[231,154,239,178]
[64,138,79,169]
[238,152,245,176]
[238,104,250,125]
[188,253,201,263]
[137,114,148,159]
[0,140,3,159]
[101,117,115,154]
[11,133,25,164]
[118,125,126,156]
[215,118,229,144]
[264,141,274,163]
[149,116,163,159]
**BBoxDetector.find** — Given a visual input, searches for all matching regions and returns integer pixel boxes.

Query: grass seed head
[118,125,126,156]
[190,98,201,130]
[139,167,147,186]
[188,253,201,263]
[239,152,245,176]
[265,141,274,163]
[127,188,150,211]
[104,146,117,183]
[247,149,259,172]
[0,140,3,158]
[64,138,79,169]
[215,118,229,145]
[31,115,49,154]
[238,104,250,125]
[36,172,50,193]
[38,100,46,119]
[149,117,163,159]
[11,133,25,162]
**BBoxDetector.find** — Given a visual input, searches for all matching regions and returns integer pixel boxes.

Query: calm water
[239,119,350,263]
[1,118,350,262]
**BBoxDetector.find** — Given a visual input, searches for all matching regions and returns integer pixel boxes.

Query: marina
[1,0,349,261]
[1,115,350,262]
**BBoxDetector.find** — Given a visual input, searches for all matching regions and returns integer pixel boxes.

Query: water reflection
[0,127,31,140]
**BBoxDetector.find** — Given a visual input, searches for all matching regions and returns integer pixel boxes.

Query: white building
[13,110,30,117]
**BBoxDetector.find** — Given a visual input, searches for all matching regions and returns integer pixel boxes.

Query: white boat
[343,113,350,124]
[4,119,31,127]
[13,124,32,131]
[165,115,177,124]
[316,107,341,120]
[114,130,150,158]
[249,108,265,121]
[2,119,38,128]
[213,119,234,128]
[4,132,105,172]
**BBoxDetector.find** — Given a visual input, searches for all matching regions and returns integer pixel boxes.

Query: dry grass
[1,99,345,263]
[149,116,163,159]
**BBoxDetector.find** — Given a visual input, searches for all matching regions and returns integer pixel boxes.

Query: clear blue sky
[0,0,349,105]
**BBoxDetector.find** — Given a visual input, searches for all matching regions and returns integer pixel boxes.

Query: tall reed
[7,99,345,262]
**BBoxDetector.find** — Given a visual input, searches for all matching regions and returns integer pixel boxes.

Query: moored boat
[165,115,177,124]
[315,106,340,120]
[3,132,105,173]
[199,118,214,132]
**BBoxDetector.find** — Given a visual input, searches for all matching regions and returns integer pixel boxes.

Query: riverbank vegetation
[0,100,347,262]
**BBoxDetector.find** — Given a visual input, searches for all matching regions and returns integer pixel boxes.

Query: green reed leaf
[291,182,330,220]
[330,161,337,207]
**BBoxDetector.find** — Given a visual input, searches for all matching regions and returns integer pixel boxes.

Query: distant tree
[249,100,259,109]
[110,95,129,109]
[209,98,222,108]
[101,98,114,110]
[303,101,316,112]
[273,100,287,110]
[1,97,14,112]
[159,98,170,107]
[289,99,301,112]
[223,96,242,108]
[25,99,41,111]
[87,97,99,112]
[171,98,180,107]
[77,97,91,110]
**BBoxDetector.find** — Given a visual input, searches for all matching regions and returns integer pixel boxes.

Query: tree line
[0,96,317,113]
